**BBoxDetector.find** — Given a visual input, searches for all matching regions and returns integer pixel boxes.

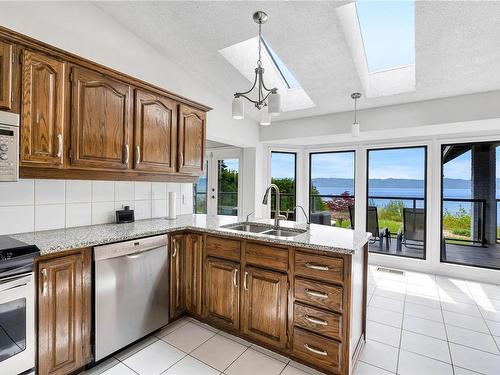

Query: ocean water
[314,186,500,216]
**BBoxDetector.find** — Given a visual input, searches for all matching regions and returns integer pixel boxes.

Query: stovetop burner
[0,236,39,278]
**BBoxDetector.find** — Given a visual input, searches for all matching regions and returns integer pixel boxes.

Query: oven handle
[0,273,32,292]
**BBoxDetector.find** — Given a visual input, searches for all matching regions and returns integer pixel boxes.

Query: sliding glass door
[367,146,427,259]
[441,141,500,270]
[309,151,355,227]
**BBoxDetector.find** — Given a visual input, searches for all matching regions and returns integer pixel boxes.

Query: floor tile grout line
[222,346,251,374]
[119,361,141,375]
[474,293,500,353]
[395,283,407,375]
[358,359,397,374]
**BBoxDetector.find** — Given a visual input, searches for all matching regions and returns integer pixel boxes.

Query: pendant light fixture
[232,11,281,123]
[350,92,362,137]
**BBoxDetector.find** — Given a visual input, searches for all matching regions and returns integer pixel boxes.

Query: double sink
[222,222,307,238]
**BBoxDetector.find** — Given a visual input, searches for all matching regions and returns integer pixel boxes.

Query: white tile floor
[83,265,500,375]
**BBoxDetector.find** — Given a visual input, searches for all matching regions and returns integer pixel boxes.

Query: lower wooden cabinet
[37,248,91,375]
[184,233,203,316]
[204,257,240,330]
[170,234,186,319]
[241,266,288,349]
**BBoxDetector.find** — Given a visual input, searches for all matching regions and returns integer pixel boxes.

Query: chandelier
[350,92,362,137]
[232,11,281,124]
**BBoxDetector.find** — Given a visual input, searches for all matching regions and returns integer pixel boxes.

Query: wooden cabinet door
[177,104,205,175]
[242,266,288,349]
[0,40,13,110]
[134,89,177,173]
[170,234,186,319]
[38,250,91,375]
[184,233,203,316]
[20,50,65,167]
[204,257,240,330]
[69,66,132,170]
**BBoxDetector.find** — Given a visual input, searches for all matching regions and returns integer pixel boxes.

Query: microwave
[0,111,19,182]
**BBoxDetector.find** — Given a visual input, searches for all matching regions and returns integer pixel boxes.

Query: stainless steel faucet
[262,184,287,227]
[293,205,310,228]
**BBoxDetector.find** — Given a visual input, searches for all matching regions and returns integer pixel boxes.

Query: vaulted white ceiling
[94,1,500,122]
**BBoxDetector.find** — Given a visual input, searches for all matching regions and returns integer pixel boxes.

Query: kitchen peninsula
[12,214,370,375]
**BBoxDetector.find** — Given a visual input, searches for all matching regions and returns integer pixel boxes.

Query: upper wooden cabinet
[134,89,177,173]
[241,266,288,349]
[20,50,65,167]
[37,249,91,375]
[0,40,13,110]
[178,104,205,175]
[69,66,132,170]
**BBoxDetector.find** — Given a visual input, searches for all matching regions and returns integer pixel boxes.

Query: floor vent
[376,267,405,276]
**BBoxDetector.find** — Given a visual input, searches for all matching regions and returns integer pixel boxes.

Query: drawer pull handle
[305,315,328,326]
[305,263,329,271]
[304,343,328,356]
[305,289,328,299]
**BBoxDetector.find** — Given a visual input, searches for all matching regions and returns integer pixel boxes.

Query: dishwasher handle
[94,234,168,261]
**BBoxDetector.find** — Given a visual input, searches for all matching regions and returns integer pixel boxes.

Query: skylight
[261,37,300,89]
[356,0,415,72]
[219,37,314,112]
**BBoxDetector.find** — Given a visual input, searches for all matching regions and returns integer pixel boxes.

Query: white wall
[0,179,193,235]
[0,1,259,148]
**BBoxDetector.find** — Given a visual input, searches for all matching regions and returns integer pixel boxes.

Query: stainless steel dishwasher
[94,235,169,361]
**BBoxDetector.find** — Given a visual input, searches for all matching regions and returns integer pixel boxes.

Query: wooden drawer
[206,236,241,261]
[294,277,343,312]
[245,242,288,272]
[294,303,342,341]
[293,327,342,374]
[295,250,344,284]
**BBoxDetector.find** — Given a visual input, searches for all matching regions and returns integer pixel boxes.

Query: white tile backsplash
[0,179,34,206]
[35,204,65,231]
[0,179,193,235]
[66,180,92,203]
[92,181,115,202]
[35,179,65,204]
[115,181,134,201]
[66,203,92,228]
[0,205,34,235]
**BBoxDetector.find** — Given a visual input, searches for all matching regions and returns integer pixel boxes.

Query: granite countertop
[10,214,371,256]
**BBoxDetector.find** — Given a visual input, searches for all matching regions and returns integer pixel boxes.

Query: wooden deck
[369,238,500,269]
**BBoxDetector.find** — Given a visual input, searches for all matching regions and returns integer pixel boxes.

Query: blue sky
[369,148,425,180]
[271,152,296,179]
[310,152,355,179]
[356,0,415,72]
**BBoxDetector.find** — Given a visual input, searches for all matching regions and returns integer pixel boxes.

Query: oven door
[0,273,35,374]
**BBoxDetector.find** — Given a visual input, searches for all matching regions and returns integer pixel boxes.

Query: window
[193,160,208,214]
[367,146,427,259]
[356,0,415,72]
[309,151,355,227]
[271,152,297,220]
[441,141,500,270]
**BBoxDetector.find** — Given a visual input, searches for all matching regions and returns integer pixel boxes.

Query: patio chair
[349,205,390,250]
[310,211,332,226]
[397,208,425,251]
